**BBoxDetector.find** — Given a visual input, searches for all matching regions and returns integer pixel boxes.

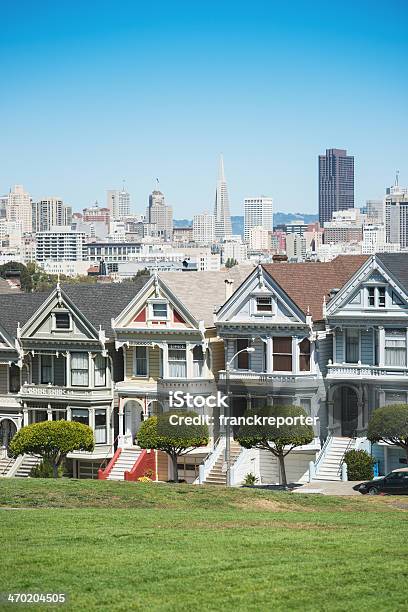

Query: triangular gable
[326,255,408,317]
[216,265,306,325]
[21,286,100,341]
[113,275,199,330]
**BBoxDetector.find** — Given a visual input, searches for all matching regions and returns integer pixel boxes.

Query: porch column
[23,404,29,426]
[266,337,273,374]
[47,403,52,421]
[378,327,385,366]
[327,400,334,433]
[357,400,364,433]
[292,337,299,374]
[378,389,385,408]
[118,398,125,445]
[162,344,169,378]
[66,352,71,387]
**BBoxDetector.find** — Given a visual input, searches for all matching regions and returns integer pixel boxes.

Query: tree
[225,258,238,269]
[0,261,33,292]
[367,404,408,462]
[9,420,94,478]
[137,411,209,483]
[236,404,314,487]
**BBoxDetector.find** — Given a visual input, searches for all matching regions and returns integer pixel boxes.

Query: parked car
[354,467,408,495]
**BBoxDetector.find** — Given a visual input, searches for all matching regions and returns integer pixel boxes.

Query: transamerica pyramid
[214,154,232,240]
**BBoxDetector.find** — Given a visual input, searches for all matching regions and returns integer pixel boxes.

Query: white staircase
[315,437,353,481]
[0,456,15,477]
[203,441,242,485]
[107,448,141,480]
[13,455,41,477]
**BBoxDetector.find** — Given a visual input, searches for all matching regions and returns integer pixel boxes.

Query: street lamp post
[225,346,255,486]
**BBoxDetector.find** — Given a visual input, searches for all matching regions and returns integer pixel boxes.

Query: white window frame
[71,352,90,387]
[94,354,107,387]
[148,299,169,321]
[384,330,407,368]
[168,343,187,378]
[344,328,360,364]
[365,285,387,309]
[133,346,149,378]
[51,310,73,332]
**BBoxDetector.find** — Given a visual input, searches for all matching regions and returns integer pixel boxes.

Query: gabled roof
[262,255,369,321]
[376,254,408,294]
[0,277,150,339]
[159,267,253,327]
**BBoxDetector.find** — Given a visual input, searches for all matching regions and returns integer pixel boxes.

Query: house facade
[1,254,408,483]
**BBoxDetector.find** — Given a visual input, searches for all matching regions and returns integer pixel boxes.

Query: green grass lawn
[1,479,408,611]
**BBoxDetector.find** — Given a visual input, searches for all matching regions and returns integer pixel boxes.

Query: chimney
[225,278,234,300]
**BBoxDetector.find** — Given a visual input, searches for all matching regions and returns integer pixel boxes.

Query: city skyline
[1,1,407,215]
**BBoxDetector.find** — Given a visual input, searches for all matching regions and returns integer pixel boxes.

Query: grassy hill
[1,479,407,611]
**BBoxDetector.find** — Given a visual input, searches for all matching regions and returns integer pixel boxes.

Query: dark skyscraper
[319,148,354,225]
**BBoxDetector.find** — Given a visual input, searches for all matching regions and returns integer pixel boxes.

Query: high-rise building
[146,189,173,240]
[32,197,72,233]
[214,155,232,241]
[193,212,215,244]
[318,148,354,225]
[244,196,273,243]
[385,178,408,249]
[365,200,384,224]
[6,185,32,233]
[106,185,131,219]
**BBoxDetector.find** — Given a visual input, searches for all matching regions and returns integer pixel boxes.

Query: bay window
[345,329,359,363]
[94,354,106,387]
[385,330,407,367]
[273,337,292,372]
[94,409,107,444]
[71,353,89,387]
[134,346,148,376]
[299,338,311,371]
[168,344,187,378]
[71,408,89,426]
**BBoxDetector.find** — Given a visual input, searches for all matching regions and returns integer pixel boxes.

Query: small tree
[9,420,94,478]
[236,404,314,487]
[367,404,408,463]
[137,411,209,483]
[344,449,375,481]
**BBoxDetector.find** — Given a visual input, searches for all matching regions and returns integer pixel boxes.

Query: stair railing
[314,434,333,475]
[337,436,356,478]
[197,437,225,484]
[97,435,121,480]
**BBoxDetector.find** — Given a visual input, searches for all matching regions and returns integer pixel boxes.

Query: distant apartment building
[286,233,306,261]
[6,185,32,233]
[83,202,110,225]
[36,227,87,262]
[146,190,173,241]
[385,182,408,249]
[214,155,232,241]
[244,196,273,243]
[319,148,354,225]
[221,237,247,264]
[0,195,7,219]
[193,212,215,244]
[106,186,131,219]
[248,226,270,251]
[32,197,72,233]
[362,224,400,255]
[323,208,363,244]
[173,227,193,243]
[275,220,308,236]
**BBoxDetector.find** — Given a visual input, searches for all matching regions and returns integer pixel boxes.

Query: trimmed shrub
[31,459,65,478]
[344,449,375,481]
[243,473,258,486]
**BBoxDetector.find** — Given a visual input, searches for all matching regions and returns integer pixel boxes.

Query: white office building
[193,212,215,244]
[106,186,131,220]
[248,226,270,251]
[36,227,87,262]
[244,196,273,243]
[385,182,408,249]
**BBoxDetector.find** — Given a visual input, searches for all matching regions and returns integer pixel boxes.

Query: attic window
[152,303,168,319]
[256,296,273,313]
[55,312,70,329]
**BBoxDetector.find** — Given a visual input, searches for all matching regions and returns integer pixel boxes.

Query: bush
[31,459,65,478]
[243,473,258,486]
[344,449,375,481]
[136,476,152,483]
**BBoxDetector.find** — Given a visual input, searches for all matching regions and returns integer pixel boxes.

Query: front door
[0,419,17,457]
[341,388,358,437]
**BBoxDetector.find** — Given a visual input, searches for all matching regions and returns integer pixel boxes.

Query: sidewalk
[293,480,361,496]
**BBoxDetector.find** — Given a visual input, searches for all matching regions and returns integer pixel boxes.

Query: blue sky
[1,0,407,216]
